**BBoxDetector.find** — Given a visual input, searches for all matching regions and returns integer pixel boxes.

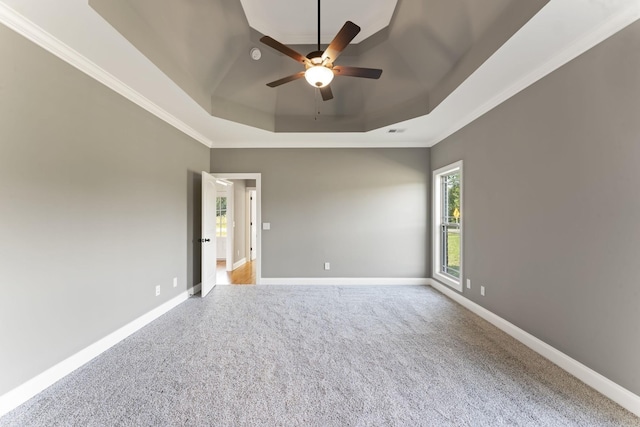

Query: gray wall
[0,24,209,395]
[211,149,430,278]
[431,20,640,395]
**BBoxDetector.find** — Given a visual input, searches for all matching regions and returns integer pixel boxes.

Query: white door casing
[226,187,234,272]
[201,172,217,297]
[245,189,252,261]
[250,190,257,261]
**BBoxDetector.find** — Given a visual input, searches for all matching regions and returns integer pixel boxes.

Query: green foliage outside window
[216,196,227,237]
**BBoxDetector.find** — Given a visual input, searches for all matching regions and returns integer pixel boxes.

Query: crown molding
[0,3,215,148]
[1,1,638,150]
[426,2,640,147]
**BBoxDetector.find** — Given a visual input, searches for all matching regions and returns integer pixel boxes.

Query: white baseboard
[5,279,636,419]
[429,279,640,418]
[233,258,247,270]
[0,291,189,418]
[190,282,233,292]
[260,277,430,286]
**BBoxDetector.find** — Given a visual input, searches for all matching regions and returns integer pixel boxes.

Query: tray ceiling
[89,0,544,133]
[0,0,637,147]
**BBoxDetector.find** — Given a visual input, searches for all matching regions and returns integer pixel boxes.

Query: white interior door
[250,190,257,261]
[201,172,217,297]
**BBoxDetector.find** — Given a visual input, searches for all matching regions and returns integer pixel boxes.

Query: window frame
[432,160,463,292]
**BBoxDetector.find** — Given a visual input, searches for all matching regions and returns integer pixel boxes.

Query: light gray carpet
[2,286,638,426]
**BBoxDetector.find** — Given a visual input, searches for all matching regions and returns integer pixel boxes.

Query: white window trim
[432,160,463,292]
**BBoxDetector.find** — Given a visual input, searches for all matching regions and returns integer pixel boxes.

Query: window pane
[442,172,460,224]
[216,196,227,212]
[216,214,227,237]
[219,214,227,237]
[443,225,460,278]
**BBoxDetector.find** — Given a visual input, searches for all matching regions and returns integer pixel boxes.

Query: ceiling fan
[259,0,383,101]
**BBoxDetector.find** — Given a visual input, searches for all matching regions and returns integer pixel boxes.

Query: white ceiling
[240,0,398,45]
[0,0,638,148]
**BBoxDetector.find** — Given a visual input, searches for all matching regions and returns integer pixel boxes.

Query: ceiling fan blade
[322,21,360,63]
[333,66,382,79]
[266,71,305,88]
[319,85,333,101]
[260,36,311,66]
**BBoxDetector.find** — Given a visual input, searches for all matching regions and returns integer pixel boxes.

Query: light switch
[263,222,271,230]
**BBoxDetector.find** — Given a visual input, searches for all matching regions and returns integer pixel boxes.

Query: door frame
[211,173,262,284]
[226,186,234,272]
[246,187,257,262]
[245,188,251,262]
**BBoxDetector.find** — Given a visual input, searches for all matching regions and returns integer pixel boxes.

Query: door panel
[201,172,217,297]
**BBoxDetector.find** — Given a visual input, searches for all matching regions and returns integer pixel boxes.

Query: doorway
[210,173,262,285]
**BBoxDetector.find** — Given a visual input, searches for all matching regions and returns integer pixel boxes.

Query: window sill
[433,272,463,292]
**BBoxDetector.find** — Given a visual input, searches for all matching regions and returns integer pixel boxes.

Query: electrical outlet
[466,279,471,289]
[324,262,330,270]
[480,286,485,296]
[173,277,178,288]
[156,285,161,296]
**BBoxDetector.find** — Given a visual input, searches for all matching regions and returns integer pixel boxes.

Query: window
[433,161,463,291]
[216,196,227,238]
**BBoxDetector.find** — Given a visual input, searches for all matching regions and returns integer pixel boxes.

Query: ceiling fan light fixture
[260,5,380,99]
[305,65,334,88]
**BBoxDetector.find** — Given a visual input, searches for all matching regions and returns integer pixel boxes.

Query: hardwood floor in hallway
[216,260,256,285]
